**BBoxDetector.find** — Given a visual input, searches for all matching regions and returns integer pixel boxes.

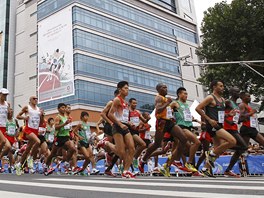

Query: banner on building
[38,6,74,103]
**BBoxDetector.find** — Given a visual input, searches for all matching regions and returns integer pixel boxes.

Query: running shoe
[224,170,240,178]
[72,166,83,175]
[44,167,55,176]
[122,171,136,179]
[201,169,216,178]
[159,163,171,177]
[185,163,198,173]
[90,168,100,175]
[192,171,205,177]
[172,161,190,172]
[206,152,217,168]
[104,170,117,177]
[15,163,22,176]
[27,156,34,169]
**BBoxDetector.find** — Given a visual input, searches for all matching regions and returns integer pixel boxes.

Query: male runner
[138,83,188,176]
[196,80,236,177]
[15,96,43,175]
[101,81,135,178]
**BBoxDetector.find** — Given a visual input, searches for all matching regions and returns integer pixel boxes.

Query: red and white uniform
[24,105,41,136]
[0,101,8,134]
[114,96,129,123]
[139,123,151,140]
[224,109,240,131]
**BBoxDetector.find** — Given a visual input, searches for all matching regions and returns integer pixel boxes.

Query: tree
[197,0,264,108]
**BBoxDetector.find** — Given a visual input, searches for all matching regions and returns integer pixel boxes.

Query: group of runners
[0,79,263,178]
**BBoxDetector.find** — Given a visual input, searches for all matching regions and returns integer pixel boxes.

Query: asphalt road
[0,174,263,198]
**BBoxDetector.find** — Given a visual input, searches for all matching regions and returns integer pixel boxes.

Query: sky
[194,0,233,33]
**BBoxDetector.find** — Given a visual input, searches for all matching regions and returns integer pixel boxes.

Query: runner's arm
[100,101,114,125]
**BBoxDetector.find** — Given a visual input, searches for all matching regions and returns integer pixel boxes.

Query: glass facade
[72,7,178,56]
[0,0,9,88]
[40,80,156,112]
[38,0,196,111]
[74,54,182,94]
[73,29,180,75]
[38,0,197,43]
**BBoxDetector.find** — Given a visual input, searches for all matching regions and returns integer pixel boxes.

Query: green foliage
[197,0,264,101]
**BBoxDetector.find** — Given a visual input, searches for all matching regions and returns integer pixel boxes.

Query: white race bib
[130,116,140,126]
[122,109,129,123]
[28,116,40,129]
[48,134,54,142]
[7,126,16,136]
[233,112,240,124]
[64,123,71,130]
[38,127,46,136]
[250,117,257,128]
[166,106,173,119]
[144,131,151,140]
[183,108,192,122]
[218,111,225,124]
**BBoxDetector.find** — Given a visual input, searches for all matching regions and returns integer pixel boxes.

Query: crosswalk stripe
[91,176,264,184]
[38,178,264,191]
[0,191,62,198]
[0,179,262,198]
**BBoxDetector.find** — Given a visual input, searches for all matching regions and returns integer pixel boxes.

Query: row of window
[72,6,178,56]
[38,0,197,43]
[78,0,197,43]
[73,29,180,75]
[39,80,156,112]
[151,0,177,12]
[74,53,182,94]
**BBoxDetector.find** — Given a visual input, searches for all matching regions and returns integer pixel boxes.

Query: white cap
[0,88,9,95]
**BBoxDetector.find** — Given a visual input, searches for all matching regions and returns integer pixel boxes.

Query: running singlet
[56,115,70,137]
[46,125,55,143]
[224,100,240,131]
[155,95,173,120]
[6,118,17,136]
[114,96,129,123]
[129,110,141,127]
[242,104,257,128]
[38,121,47,136]
[174,100,193,127]
[139,123,151,140]
[205,95,225,124]
[78,122,92,143]
[0,101,8,128]
[27,105,41,130]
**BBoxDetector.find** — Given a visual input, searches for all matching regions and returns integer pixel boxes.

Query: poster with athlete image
[37,6,74,103]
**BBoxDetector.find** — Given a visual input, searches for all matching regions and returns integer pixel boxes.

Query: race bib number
[144,131,151,140]
[130,117,140,126]
[183,108,192,122]
[250,117,257,128]
[122,109,129,123]
[38,127,46,136]
[7,126,16,136]
[64,123,71,130]
[86,131,91,140]
[218,111,225,124]
[48,134,54,142]
[233,113,240,123]
[166,106,173,119]
[28,116,40,129]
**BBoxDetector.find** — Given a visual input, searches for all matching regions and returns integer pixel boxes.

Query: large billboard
[38,6,74,103]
